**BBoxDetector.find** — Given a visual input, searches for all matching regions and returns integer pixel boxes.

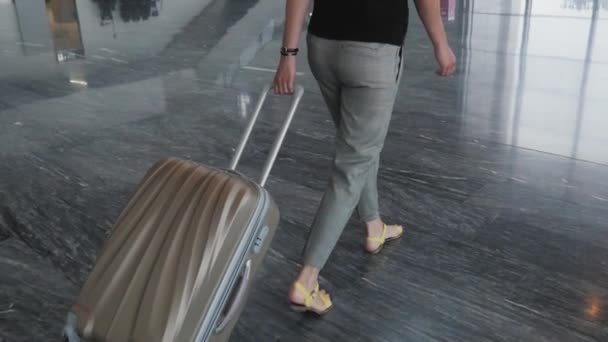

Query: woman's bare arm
[414,0,456,76]
[274,0,311,95]
[282,0,310,50]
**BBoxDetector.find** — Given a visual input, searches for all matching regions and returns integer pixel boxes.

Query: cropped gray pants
[302,33,404,269]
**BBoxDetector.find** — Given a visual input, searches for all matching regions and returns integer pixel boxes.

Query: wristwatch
[280,47,299,56]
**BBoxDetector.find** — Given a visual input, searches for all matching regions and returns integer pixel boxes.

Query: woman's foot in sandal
[288,282,333,315]
[365,219,404,254]
[287,266,333,315]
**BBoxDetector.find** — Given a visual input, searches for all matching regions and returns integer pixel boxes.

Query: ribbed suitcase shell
[70,158,279,342]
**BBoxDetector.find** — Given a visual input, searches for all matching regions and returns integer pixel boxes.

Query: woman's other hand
[434,43,456,77]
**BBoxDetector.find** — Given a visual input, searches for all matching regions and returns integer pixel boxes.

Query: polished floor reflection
[0,0,607,341]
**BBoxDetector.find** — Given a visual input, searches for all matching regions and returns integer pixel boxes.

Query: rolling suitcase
[63,85,304,342]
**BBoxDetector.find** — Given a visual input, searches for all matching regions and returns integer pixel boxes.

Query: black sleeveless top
[308,0,409,46]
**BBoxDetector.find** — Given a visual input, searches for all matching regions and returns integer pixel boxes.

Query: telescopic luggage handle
[229,84,304,187]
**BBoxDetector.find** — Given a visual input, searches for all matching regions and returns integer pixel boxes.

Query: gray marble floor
[1,0,607,341]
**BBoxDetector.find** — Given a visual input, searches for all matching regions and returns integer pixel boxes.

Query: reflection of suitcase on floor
[64,85,304,342]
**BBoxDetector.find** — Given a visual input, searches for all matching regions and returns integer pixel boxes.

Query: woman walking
[274,0,456,314]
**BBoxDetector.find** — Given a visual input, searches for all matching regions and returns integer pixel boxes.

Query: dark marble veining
[0,239,77,342]
[1,0,607,341]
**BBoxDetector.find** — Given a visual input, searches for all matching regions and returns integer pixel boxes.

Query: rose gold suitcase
[64,85,304,342]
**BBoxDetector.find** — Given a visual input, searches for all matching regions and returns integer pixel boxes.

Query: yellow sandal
[289,282,333,315]
[367,224,404,254]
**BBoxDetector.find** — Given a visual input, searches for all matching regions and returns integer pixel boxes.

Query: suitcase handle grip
[215,259,252,333]
[229,84,304,187]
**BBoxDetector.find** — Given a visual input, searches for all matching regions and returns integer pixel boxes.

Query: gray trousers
[302,34,404,269]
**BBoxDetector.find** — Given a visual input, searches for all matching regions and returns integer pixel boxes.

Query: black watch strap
[280,47,299,56]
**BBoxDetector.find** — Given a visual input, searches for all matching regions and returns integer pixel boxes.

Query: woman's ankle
[295,265,320,290]
[366,218,384,236]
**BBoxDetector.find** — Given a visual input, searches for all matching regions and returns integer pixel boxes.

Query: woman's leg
[288,34,341,313]
[310,47,388,229]
[318,71,384,228]
[302,86,398,268]
[358,46,405,252]
[357,158,381,223]
[316,72,384,229]
[290,36,402,312]
[302,41,403,270]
